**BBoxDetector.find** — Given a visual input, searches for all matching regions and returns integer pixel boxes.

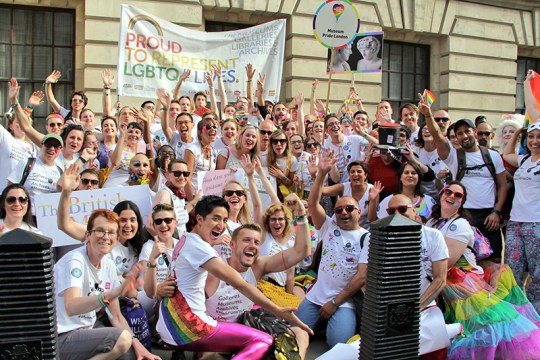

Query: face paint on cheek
[455,201,461,207]
[202,126,207,133]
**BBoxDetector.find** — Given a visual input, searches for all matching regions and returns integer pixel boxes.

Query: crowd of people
[2,64,540,360]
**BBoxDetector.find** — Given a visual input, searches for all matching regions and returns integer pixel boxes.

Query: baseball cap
[41,133,64,147]
[454,119,475,132]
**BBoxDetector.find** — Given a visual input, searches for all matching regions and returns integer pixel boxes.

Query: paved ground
[152,335,330,360]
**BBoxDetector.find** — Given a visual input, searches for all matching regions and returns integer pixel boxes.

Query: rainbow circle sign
[313,0,360,49]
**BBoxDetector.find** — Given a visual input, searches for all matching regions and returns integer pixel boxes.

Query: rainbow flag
[519,70,540,153]
[423,89,436,106]
[339,98,352,117]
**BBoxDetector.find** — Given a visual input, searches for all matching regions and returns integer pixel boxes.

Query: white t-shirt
[184,142,217,193]
[7,157,62,215]
[306,216,370,308]
[342,182,373,229]
[377,194,435,221]
[275,156,299,175]
[0,219,42,235]
[169,132,196,160]
[297,152,313,192]
[218,147,243,170]
[140,239,178,285]
[205,267,257,322]
[107,241,138,280]
[161,187,189,236]
[54,246,120,334]
[510,155,540,222]
[323,135,367,182]
[55,151,80,171]
[0,125,38,192]
[417,148,448,198]
[442,147,505,209]
[426,216,481,274]
[260,233,295,286]
[157,233,218,346]
[419,226,449,297]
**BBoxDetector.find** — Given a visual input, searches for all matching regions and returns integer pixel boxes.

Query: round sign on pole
[313,0,360,49]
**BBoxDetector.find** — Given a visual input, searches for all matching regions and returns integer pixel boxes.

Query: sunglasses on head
[6,196,28,205]
[172,170,190,178]
[81,178,99,186]
[224,190,245,197]
[271,138,287,145]
[386,204,413,215]
[435,117,450,122]
[334,205,358,214]
[306,142,320,148]
[153,217,175,225]
[441,188,464,199]
[260,130,273,136]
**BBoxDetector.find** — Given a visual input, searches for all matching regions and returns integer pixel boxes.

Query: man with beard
[420,96,507,261]
[296,154,370,347]
[258,120,276,166]
[204,193,310,358]
[476,121,495,149]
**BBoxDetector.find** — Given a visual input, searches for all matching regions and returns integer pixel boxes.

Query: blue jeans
[296,298,356,348]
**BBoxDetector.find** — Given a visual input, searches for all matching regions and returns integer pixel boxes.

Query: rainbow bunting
[423,89,436,106]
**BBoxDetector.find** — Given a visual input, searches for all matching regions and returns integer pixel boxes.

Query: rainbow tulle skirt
[443,262,540,359]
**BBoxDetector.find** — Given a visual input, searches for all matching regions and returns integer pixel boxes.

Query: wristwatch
[491,209,502,219]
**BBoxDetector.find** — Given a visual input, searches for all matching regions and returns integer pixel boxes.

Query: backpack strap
[479,146,496,181]
[456,148,466,181]
[19,157,36,185]
[519,153,532,167]
[360,232,368,249]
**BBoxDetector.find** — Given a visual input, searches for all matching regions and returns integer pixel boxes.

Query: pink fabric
[178,322,273,360]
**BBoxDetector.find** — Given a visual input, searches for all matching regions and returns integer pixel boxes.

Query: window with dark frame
[516,57,540,115]
[0,5,75,129]
[205,21,250,33]
[381,41,430,115]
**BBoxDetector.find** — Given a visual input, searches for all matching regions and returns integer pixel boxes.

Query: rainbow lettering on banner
[128,14,164,36]
[423,89,436,106]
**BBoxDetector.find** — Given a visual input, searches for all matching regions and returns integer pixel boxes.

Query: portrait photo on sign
[327,31,384,74]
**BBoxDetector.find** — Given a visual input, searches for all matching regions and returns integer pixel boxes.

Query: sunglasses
[271,138,287,145]
[153,217,175,225]
[260,130,273,136]
[172,170,190,178]
[72,98,84,103]
[81,178,99,186]
[48,122,63,128]
[386,205,413,215]
[204,125,218,130]
[43,142,62,149]
[306,142,320,148]
[434,117,450,122]
[160,151,174,156]
[442,188,464,199]
[6,196,29,205]
[477,131,492,137]
[334,205,358,214]
[224,190,245,197]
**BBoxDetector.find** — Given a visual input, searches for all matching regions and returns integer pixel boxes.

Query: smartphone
[445,172,453,183]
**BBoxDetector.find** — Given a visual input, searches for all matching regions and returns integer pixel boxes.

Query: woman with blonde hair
[267,129,298,201]
[496,114,523,155]
[216,125,259,170]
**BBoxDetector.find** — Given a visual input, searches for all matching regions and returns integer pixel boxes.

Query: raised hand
[311,79,319,91]
[307,155,318,177]
[59,163,81,191]
[212,65,222,77]
[295,92,305,106]
[417,92,431,116]
[101,69,114,88]
[156,88,171,107]
[246,63,256,80]
[240,154,255,177]
[314,99,326,113]
[284,193,305,218]
[179,69,191,82]
[150,236,167,262]
[368,181,384,202]
[8,78,19,101]
[205,72,214,87]
[317,149,336,174]
[257,73,265,92]
[526,69,535,82]
[28,91,45,108]
[45,70,61,84]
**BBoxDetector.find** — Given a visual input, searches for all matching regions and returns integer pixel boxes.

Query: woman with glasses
[215,155,280,259]
[376,162,435,222]
[267,129,298,201]
[150,159,198,238]
[0,184,41,234]
[140,203,180,319]
[426,181,540,359]
[184,114,219,199]
[216,125,259,170]
[58,164,146,284]
[44,70,87,123]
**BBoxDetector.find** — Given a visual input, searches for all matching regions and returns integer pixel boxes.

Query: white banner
[118,5,286,102]
[34,185,152,247]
